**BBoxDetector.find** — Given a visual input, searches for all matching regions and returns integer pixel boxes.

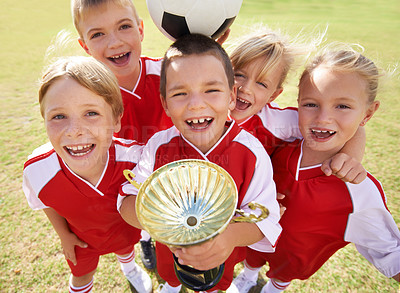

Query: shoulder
[113,137,144,164]
[24,142,57,169]
[141,56,163,76]
[23,143,61,195]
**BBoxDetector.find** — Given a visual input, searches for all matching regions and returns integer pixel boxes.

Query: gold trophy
[124,159,269,291]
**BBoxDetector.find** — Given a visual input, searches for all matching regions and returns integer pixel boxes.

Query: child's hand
[321,153,367,184]
[277,193,286,218]
[216,29,230,45]
[171,233,234,271]
[60,232,88,265]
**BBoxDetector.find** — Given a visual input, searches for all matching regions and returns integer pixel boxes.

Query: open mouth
[108,52,130,65]
[311,129,336,139]
[235,97,251,110]
[64,144,95,157]
[186,118,213,130]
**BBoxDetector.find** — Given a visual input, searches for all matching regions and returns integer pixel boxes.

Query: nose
[65,117,83,137]
[108,32,123,49]
[187,92,207,111]
[236,80,252,95]
[315,107,332,124]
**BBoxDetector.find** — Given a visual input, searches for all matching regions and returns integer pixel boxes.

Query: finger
[77,241,88,248]
[277,193,285,200]
[321,160,333,176]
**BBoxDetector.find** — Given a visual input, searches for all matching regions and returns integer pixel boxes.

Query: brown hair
[160,34,234,98]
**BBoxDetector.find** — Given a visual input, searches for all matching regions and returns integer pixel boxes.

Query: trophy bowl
[124,159,268,290]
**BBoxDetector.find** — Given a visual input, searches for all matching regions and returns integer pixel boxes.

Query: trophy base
[173,254,225,291]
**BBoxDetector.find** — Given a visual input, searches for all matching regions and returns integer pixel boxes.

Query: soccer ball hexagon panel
[146,0,243,41]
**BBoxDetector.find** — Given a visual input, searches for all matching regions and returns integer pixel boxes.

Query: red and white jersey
[238,103,301,156]
[119,121,281,290]
[119,121,282,251]
[22,138,144,253]
[115,56,173,143]
[258,140,400,281]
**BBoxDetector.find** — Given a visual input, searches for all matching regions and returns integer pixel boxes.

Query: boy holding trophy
[118,34,282,292]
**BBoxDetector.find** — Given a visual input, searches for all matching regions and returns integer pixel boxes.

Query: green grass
[1,0,399,292]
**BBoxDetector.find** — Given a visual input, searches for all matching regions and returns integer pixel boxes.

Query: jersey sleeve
[260,103,302,141]
[117,134,159,211]
[22,173,48,210]
[236,132,282,252]
[344,176,400,278]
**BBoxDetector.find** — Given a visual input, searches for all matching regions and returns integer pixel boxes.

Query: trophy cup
[124,159,269,291]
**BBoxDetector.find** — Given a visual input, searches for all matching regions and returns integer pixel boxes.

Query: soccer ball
[146,0,243,41]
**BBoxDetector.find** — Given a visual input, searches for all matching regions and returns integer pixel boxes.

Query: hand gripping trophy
[124,159,269,291]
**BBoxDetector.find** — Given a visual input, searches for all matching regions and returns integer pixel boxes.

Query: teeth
[66,144,92,151]
[110,53,126,59]
[312,129,336,134]
[237,97,250,104]
[186,118,212,124]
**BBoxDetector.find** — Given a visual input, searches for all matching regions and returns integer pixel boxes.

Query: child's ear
[268,87,284,104]
[160,95,171,117]
[78,38,91,55]
[360,100,380,126]
[138,19,144,42]
[228,86,237,111]
[114,114,122,133]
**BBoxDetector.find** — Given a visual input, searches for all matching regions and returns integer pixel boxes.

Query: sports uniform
[246,139,400,282]
[237,103,301,156]
[118,121,282,290]
[115,56,173,143]
[22,138,144,276]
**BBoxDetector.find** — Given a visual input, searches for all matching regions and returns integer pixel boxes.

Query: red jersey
[238,103,301,156]
[246,140,400,281]
[23,138,143,254]
[115,56,173,143]
[119,122,282,290]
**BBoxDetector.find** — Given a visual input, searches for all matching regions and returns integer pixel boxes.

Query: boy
[118,34,282,292]
[229,48,400,293]
[71,0,174,268]
[22,56,152,293]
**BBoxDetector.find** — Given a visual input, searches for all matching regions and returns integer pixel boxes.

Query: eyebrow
[167,80,226,92]
[85,18,134,36]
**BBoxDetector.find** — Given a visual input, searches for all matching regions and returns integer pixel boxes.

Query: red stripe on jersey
[23,148,55,169]
[367,173,389,211]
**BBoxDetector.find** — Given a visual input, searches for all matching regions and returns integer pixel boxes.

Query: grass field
[0,0,399,292]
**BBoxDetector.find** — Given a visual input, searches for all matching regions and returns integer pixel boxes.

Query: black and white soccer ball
[146,0,243,41]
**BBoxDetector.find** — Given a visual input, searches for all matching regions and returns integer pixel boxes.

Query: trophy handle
[123,169,141,190]
[232,202,269,223]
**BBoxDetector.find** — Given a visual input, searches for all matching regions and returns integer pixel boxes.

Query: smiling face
[42,77,121,185]
[77,2,144,91]
[161,54,236,154]
[231,56,284,123]
[298,66,379,162]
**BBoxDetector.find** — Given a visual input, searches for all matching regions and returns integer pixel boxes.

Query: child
[229,29,367,183]
[71,0,175,268]
[118,34,282,292]
[22,56,152,293]
[229,48,400,293]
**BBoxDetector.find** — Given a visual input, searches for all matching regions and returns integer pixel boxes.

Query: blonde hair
[39,56,123,120]
[71,0,140,38]
[299,44,381,103]
[229,27,323,89]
